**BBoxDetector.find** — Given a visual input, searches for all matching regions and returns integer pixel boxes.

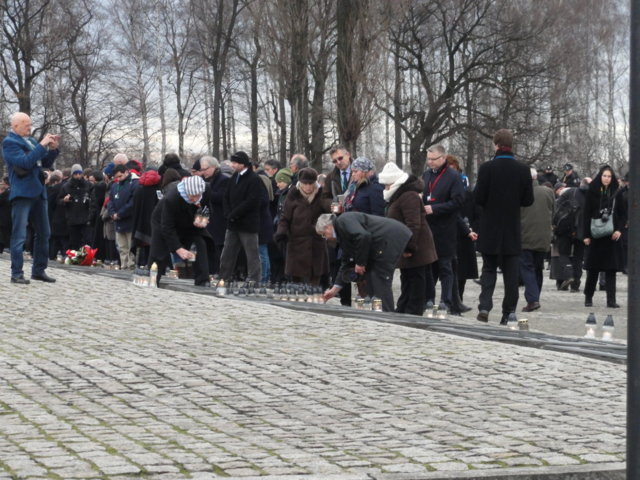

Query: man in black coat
[150,175,213,287]
[475,129,534,324]
[318,212,412,312]
[218,151,265,283]
[422,144,465,310]
[193,155,229,275]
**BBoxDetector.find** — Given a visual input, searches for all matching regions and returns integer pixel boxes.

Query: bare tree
[191,0,243,159]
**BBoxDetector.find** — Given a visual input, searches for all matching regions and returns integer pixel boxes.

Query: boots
[606,273,619,308]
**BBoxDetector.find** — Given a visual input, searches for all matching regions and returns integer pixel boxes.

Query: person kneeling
[150,175,213,287]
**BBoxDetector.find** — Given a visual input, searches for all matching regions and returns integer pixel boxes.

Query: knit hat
[182,175,206,196]
[554,182,566,191]
[378,162,407,185]
[71,163,83,175]
[230,151,251,167]
[192,159,202,171]
[275,168,293,185]
[298,167,318,184]
[351,156,374,172]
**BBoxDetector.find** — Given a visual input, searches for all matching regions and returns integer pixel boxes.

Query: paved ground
[0,258,627,479]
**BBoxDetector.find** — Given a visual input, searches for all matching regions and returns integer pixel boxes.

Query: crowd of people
[1,113,630,322]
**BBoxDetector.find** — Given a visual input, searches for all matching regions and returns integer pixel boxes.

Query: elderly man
[108,164,139,269]
[288,153,309,184]
[193,155,229,275]
[2,112,59,284]
[318,212,411,312]
[219,151,265,283]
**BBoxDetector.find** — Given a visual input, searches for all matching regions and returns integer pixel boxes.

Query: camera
[600,208,610,222]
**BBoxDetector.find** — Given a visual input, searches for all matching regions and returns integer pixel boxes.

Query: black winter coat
[422,165,465,258]
[60,177,91,226]
[48,182,68,236]
[206,169,229,245]
[474,150,534,255]
[223,169,264,234]
[582,184,625,272]
[149,183,213,260]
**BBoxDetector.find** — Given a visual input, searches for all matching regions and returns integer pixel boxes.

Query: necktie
[342,171,348,191]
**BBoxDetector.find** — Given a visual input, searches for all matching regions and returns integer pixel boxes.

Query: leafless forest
[0,0,629,181]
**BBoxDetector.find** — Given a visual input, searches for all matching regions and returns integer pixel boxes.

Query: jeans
[258,244,270,283]
[10,196,50,278]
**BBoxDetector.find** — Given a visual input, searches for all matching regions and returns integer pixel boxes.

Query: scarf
[383,172,409,202]
[296,181,319,204]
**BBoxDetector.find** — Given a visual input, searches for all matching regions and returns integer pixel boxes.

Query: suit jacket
[334,212,412,287]
[474,150,534,255]
[2,131,58,200]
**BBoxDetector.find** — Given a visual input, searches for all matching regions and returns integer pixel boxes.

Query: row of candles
[585,313,615,341]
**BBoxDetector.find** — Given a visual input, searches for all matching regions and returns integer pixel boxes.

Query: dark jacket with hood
[582,168,626,271]
[107,173,139,233]
[60,176,91,226]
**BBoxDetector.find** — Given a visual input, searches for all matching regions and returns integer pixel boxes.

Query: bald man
[2,112,60,284]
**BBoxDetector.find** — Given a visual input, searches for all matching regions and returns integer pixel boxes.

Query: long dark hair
[590,165,619,196]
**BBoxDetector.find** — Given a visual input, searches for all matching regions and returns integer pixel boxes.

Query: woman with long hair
[582,165,626,308]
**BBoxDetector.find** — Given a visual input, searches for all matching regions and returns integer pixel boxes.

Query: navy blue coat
[422,165,465,258]
[2,131,58,200]
[348,176,386,216]
[107,175,139,233]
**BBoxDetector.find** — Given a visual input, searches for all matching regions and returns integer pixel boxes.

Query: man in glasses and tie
[321,144,353,306]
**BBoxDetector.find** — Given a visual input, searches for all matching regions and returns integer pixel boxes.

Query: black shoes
[607,302,620,308]
[11,276,30,285]
[477,310,489,323]
[559,278,574,291]
[31,272,56,283]
[499,314,509,325]
[585,297,593,307]
[522,301,540,312]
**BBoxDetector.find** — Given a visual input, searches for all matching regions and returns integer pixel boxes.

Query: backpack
[553,189,580,237]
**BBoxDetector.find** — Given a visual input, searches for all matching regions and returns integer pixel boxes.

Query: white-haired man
[2,112,60,284]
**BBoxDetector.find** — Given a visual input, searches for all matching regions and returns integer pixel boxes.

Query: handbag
[590,199,615,239]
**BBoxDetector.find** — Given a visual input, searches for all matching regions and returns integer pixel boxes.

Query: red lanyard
[427,167,447,197]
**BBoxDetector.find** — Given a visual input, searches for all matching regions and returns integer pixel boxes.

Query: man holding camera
[2,112,59,284]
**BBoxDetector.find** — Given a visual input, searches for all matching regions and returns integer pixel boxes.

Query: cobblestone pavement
[0,259,626,479]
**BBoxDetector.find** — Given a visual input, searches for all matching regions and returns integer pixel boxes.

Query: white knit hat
[378,162,407,185]
[182,175,206,196]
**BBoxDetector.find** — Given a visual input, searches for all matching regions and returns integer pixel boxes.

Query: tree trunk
[158,73,167,158]
[310,75,326,171]
[393,42,403,168]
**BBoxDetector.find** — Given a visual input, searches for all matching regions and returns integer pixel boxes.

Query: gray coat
[520,183,554,252]
[333,212,412,287]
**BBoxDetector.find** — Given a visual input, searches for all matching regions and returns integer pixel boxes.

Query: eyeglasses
[199,166,212,172]
[427,155,442,161]
[332,156,345,164]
